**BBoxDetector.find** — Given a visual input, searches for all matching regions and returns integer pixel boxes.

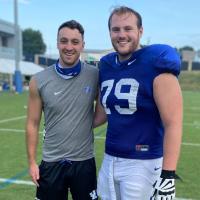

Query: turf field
[0,89,199,199]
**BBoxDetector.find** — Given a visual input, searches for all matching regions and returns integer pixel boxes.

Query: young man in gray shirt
[26,20,98,200]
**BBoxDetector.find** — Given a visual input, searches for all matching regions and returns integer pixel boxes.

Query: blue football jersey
[99,44,181,159]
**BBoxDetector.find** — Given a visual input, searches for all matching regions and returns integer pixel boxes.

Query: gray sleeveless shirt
[33,63,98,162]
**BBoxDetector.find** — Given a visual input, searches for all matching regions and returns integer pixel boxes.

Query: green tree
[22,28,46,57]
[179,46,194,52]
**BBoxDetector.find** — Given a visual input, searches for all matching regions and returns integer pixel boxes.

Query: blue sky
[0,0,200,54]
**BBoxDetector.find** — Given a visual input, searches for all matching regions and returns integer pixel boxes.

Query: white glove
[150,170,176,200]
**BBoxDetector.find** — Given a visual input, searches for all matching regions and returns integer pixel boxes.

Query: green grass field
[0,77,200,199]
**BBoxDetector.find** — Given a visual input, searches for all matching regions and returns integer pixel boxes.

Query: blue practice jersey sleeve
[152,44,181,76]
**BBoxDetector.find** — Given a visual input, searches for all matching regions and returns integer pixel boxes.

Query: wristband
[161,170,182,180]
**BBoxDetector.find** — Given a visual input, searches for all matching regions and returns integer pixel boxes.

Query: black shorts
[36,158,98,200]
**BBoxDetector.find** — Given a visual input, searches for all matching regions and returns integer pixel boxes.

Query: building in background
[0,18,22,60]
[36,48,200,71]
[0,18,22,91]
[81,49,113,67]
[2,18,199,73]
[35,49,114,68]
[0,19,43,92]
[181,50,200,71]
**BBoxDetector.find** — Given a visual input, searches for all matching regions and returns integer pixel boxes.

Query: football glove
[150,170,178,200]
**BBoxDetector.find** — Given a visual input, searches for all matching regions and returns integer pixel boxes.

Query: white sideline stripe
[0,178,34,186]
[0,116,26,124]
[0,178,195,200]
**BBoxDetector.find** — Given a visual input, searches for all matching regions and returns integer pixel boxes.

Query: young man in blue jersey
[94,6,183,200]
[26,20,98,200]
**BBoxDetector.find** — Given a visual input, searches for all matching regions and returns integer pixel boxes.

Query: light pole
[14,0,23,93]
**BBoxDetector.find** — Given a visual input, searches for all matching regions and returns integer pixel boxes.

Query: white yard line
[0,128,200,147]
[1,128,199,147]
[184,121,200,129]
[0,128,43,134]
[182,142,200,147]
[0,178,34,186]
[184,121,200,125]
[0,116,26,124]
[176,199,194,200]
[185,106,200,111]
[0,178,195,199]
[96,136,200,147]
[0,128,25,133]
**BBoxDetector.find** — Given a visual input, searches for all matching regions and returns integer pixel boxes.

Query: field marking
[184,121,200,129]
[182,142,200,147]
[0,128,200,147]
[0,128,43,134]
[96,136,200,147]
[185,106,200,111]
[176,199,194,200]
[0,128,25,133]
[184,121,200,125]
[0,178,34,186]
[0,169,30,189]
[0,178,196,200]
[0,116,26,124]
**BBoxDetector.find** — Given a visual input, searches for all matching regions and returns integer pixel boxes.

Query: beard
[59,52,80,67]
[111,38,140,61]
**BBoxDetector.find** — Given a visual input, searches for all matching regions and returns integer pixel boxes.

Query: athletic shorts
[97,153,162,200]
[35,157,98,200]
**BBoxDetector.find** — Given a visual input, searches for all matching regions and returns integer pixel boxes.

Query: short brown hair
[108,6,142,30]
[57,20,84,39]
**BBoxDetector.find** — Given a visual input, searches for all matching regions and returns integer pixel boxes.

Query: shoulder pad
[151,44,181,76]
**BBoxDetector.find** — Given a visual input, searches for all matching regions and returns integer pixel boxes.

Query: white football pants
[97,153,163,200]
